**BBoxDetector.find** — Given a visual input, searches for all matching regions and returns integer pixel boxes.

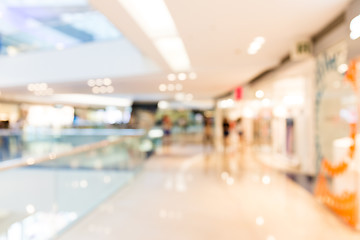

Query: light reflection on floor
[58,144,360,240]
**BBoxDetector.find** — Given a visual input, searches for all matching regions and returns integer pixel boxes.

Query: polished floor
[59,143,360,240]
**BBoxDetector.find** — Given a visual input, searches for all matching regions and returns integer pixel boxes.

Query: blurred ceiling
[0,0,353,103]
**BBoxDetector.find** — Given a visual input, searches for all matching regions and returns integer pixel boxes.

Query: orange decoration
[321,158,348,177]
[344,60,357,90]
[315,174,357,227]
[315,59,359,228]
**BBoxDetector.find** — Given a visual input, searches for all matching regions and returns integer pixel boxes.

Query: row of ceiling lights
[87,78,114,94]
[167,72,197,81]
[27,83,54,96]
[159,83,183,92]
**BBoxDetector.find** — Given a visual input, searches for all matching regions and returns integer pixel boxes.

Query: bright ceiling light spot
[92,87,100,94]
[177,73,187,81]
[255,90,264,98]
[159,84,167,92]
[100,86,107,94]
[337,64,348,74]
[118,0,191,72]
[27,84,35,92]
[175,93,185,101]
[39,83,48,90]
[96,79,103,86]
[262,175,271,185]
[167,73,176,81]
[88,79,96,87]
[103,78,112,86]
[185,93,193,101]
[256,216,264,226]
[167,84,175,91]
[248,36,266,55]
[154,37,191,72]
[158,100,169,109]
[118,0,178,38]
[175,83,183,91]
[350,15,360,40]
[218,99,234,108]
[189,72,197,80]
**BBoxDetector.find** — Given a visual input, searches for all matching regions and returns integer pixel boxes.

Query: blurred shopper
[162,115,172,152]
[236,118,244,145]
[203,117,213,150]
[222,117,230,149]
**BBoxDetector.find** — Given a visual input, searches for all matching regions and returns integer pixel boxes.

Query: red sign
[234,87,242,101]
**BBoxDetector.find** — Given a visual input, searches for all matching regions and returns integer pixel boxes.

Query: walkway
[59,144,360,240]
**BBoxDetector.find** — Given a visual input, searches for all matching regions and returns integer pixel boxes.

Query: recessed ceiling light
[103,78,112,86]
[185,93,193,101]
[96,79,103,86]
[107,86,114,93]
[189,72,197,80]
[92,87,100,94]
[175,83,183,91]
[255,90,264,98]
[100,86,107,94]
[88,79,96,87]
[177,73,187,81]
[167,73,176,81]
[159,84,167,92]
[175,93,185,101]
[168,84,175,91]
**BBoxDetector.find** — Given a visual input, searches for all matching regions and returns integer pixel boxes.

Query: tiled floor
[58,144,360,240]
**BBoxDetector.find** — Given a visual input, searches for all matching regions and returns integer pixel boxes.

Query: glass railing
[0,132,149,240]
[0,128,145,162]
